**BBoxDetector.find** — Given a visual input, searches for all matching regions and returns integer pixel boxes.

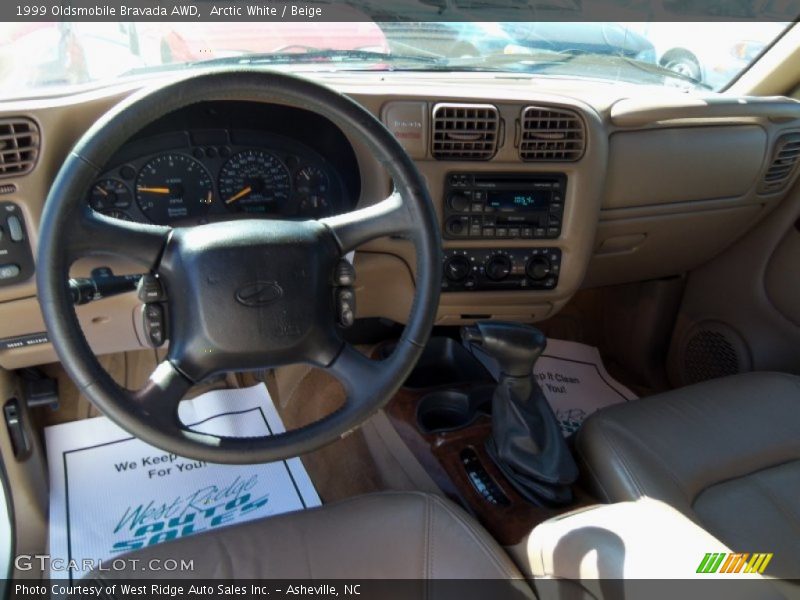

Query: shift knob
[461,321,546,377]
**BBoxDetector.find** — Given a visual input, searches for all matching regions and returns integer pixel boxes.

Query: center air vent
[0,118,40,178]
[519,106,585,162]
[759,133,800,194]
[431,103,499,160]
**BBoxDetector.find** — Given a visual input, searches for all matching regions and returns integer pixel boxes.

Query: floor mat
[45,384,320,581]
[469,338,638,436]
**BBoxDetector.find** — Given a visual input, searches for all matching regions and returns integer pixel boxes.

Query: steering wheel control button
[442,248,561,291]
[334,259,356,286]
[137,274,166,303]
[143,303,166,347]
[336,288,356,328]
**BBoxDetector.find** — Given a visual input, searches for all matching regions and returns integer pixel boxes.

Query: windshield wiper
[188,49,444,68]
[451,51,712,90]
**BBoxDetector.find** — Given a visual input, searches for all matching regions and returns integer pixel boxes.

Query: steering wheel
[36,69,441,464]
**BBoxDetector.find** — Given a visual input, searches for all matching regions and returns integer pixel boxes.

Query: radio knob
[446,217,466,236]
[449,193,471,212]
[485,254,512,281]
[444,255,471,282]
[526,256,552,281]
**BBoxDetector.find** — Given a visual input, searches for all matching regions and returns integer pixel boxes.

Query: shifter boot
[463,321,578,506]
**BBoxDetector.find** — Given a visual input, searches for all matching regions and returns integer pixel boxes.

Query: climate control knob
[526,256,552,281]
[444,255,472,282]
[484,254,513,281]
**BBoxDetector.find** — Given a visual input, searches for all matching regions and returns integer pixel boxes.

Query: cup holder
[416,386,493,434]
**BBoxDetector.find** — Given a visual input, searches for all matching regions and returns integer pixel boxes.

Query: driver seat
[92,491,533,594]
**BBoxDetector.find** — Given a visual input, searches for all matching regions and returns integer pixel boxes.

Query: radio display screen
[487,190,550,212]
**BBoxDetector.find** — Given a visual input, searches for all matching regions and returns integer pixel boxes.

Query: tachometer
[219,150,291,214]
[135,153,213,224]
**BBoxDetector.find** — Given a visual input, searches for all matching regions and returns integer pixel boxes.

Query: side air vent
[759,133,800,194]
[431,103,499,160]
[519,106,585,161]
[0,118,40,178]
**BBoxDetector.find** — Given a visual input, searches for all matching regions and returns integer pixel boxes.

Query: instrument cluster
[87,129,347,226]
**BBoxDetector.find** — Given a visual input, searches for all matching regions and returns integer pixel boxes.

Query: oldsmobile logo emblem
[235,281,283,307]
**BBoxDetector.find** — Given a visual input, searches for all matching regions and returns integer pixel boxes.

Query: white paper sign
[534,339,637,435]
[46,384,320,580]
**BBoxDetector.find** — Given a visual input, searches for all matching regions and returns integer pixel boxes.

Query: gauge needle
[94,185,108,196]
[204,191,213,205]
[225,186,252,204]
[137,186,171,194]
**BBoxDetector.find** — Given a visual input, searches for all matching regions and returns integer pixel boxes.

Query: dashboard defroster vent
[431,103,499,160]
[760,133,800,194]
[519,106,585,161]
[0,118,40,178]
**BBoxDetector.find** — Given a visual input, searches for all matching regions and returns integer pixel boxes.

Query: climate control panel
[442,247,562,292]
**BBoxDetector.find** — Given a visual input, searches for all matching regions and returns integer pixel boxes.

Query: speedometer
[135,153,213,224]
[219,150,291,214]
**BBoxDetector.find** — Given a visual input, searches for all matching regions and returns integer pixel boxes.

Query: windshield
[0,20,792,99]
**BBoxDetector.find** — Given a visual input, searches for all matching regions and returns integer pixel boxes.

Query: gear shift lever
[462,321,578,506]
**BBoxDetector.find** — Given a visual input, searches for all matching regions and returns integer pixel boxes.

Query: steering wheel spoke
[70,206,171,268]
[320,192,413,254]
[325,343,387,406]
[133,361,193,426]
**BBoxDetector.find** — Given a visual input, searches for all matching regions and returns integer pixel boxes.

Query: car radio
[443,172,566,240]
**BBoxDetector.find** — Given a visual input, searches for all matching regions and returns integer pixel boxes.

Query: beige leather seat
[577,372,800,580]
[93,491,533,596]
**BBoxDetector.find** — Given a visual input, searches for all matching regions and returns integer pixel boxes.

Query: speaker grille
[683,328,742,384]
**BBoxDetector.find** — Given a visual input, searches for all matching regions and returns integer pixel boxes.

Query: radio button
[547,227,560,238]
[496,227,508,237]
[482,227,495,237]
[508,227,520,238]
[522,227,533,238]
[534,227,546,238]
[471,203,484,212]
[469,217,482,235]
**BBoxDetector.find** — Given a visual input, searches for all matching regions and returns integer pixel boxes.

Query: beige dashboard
[0,71,799,369]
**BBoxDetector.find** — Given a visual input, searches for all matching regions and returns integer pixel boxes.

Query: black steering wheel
[37,69,441,464]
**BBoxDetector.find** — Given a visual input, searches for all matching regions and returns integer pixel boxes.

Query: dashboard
[86,101,360,226]
[0,71,799,370]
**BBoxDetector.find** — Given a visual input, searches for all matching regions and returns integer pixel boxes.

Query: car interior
[0,13,799,600]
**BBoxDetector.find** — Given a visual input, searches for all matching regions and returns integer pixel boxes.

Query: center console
[441,172,566,293]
